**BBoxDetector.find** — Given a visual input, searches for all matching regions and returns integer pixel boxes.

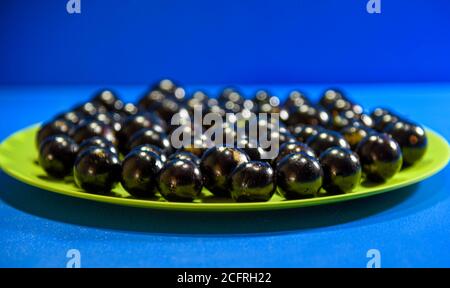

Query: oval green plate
[0,125,449,212]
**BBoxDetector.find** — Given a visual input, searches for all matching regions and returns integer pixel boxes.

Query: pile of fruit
[36,79,428,202]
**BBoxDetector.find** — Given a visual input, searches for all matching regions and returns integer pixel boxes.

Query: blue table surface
[0,83,449,268]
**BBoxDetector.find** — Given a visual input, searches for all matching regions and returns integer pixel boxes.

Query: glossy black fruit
[218,88,244,105]
[120,102,139,117]
[253,90,281,114]
[186,91,209,112]
[384,121,427,166]
[36,119,73,148]
[323,98,352,117]
[92,89,123,112]
[38,135,79,178]
[371,108,393,121]
[266,130,296,150]
[121,150,163,198]
[235,137,266,160]
[78,136,118,156]
[73,101,107,117]
[356,133,403,182]
[127,128,171,154]
[168,151,200,166]
[373,114,399,132]
[319,147,362,194]
[82,112,122,131]
[283,90,311,109]
[286,105,330,127]
[200,146,250,196]
[319,89,346,108]
[329,113,361,131]
[74,147,121,193]
[153,97,187,124]
[71,120,117,146]
[173,129,209,158]
[54,111,84,125]
[306,130,350,156]
[272,141,316,166]
[229,161,276,202]
[290,124,323,143]
[118,113,166,151]
[153,79,185,100]
[138,90,166,111]
[132,144,167,162]
[341,126,374,150]
[276,152,323,199]
[158,159,203,202]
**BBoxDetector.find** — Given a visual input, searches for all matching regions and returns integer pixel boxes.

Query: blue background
[0,84,449,268]
[1,1,450,268]
[1,0,450,85]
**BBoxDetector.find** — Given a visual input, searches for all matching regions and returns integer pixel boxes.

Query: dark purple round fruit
[267,130,296,149]
[324,98,352,117]
[138,90,166,111]
[120,103,139,117]
[283,90,311,109]
[127,128,171,154]
[276,152,323,199]
[306,130,350,156]
[384,121,427,166]
[73,101,107,117]
[229,161,276,202]
[152,79,185,100]
[200,146,250,196]
[71,120,117,146]
[158,159,203,202]
[153,97,187,124]
[272,141,316,166]
[341,126,374,150]
[290,124,323,143]
[118,113,166,151]
[373,114,400,132]
[78,136,118,156]
[54,111,84,125]
[319,147,361,194]
[235,137,266,161]
[371,108,393,121]
[253,90,281,114]
[132,144,167,162]
[168,151,200,166]
[218,88,244,105]
[38,135,79,178]
[178,144,207,158]
[319,89,346,108]
[329,113,361,131]
[74,147,121,193]
[91,89,123,112]
[356,133,403,182]
[36,119,73,148]
[286,105,330,127]
[186,91,209,112]
[81,112,122,130]
[121,150,163,198]
[359,113,375,128]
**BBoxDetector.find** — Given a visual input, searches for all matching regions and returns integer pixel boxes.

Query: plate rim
[0,124,449,212]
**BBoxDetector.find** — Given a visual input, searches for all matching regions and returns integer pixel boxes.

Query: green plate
[0,125,449,212]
